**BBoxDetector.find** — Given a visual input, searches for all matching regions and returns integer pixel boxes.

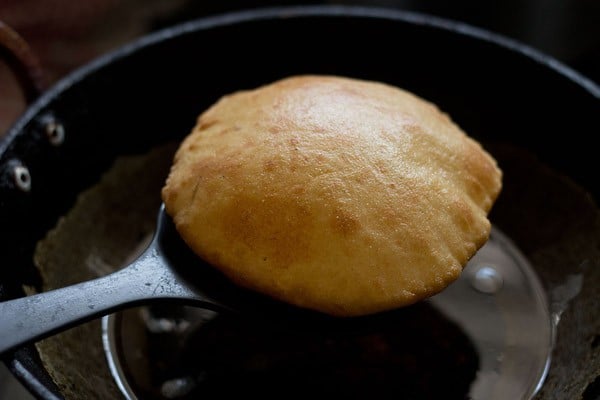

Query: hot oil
[107,302,479,399]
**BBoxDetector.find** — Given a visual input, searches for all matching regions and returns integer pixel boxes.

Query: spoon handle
[0,247,208,356]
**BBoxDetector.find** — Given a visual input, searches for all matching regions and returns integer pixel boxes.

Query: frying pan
[0,5,598,400]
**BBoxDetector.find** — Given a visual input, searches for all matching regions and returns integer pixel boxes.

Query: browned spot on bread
[331,209,361,237]
[263,159,277,173]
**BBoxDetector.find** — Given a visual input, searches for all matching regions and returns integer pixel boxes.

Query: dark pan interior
[0,6,598,399]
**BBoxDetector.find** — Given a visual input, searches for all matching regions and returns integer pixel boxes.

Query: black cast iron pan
[0,6,598,399]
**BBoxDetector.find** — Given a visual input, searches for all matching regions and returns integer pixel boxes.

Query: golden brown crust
[162,75,502,316]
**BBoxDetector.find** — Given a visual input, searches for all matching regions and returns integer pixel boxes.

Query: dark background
[1,0,598,134]
[163,0,600,83]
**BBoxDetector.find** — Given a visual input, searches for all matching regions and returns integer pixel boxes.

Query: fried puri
[162,75,502,317]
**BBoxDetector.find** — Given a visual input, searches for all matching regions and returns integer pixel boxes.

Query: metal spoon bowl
[0,204,289,355]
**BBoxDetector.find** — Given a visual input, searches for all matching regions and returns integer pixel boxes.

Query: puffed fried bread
[162,75,502,317]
